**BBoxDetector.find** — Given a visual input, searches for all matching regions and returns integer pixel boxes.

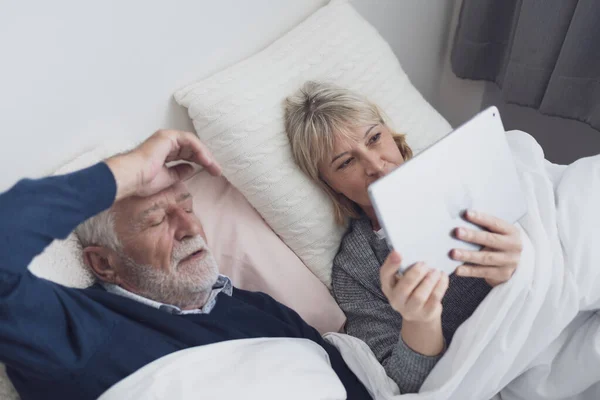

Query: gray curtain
[452,0,600,131]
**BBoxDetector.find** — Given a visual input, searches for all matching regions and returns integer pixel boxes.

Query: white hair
[74,209,121,251]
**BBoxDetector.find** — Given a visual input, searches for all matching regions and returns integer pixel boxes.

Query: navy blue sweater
[0,163,371,400]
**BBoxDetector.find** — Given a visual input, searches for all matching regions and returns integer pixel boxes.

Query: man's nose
[174,210,202,241]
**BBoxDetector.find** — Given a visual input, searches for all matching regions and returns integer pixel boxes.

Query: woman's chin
[355,195,373,208]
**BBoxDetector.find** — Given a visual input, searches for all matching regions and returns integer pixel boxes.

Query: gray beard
[119,236,219,309]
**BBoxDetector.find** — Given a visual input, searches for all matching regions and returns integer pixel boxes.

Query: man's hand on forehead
[106,130,222,201]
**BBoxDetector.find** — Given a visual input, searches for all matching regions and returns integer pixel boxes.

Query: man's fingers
[149,164,195,193]
[159,130,222,176]
[119,129,221,199]
[205,161,222,177]
[169,163,195,182]
[180,132,221,175]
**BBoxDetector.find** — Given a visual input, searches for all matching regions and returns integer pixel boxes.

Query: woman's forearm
[401,317,445,356]
[384,317,446,393]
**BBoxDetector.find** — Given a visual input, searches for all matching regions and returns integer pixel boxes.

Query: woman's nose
[363,155,385,177]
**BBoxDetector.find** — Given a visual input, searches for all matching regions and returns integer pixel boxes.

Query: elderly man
[0,130,371,400]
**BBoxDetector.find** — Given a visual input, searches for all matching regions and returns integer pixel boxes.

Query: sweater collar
[100,275,232,315]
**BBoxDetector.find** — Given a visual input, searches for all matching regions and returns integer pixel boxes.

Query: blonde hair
[284,81,413,225]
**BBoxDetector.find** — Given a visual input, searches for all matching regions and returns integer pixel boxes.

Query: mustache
[171,236,207,264]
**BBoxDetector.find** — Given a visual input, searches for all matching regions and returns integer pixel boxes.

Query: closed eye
[151,217,166,227]
[368,132,381,145]
[337,157,354,170]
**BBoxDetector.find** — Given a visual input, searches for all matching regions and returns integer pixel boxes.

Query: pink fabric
[185,171,346,334]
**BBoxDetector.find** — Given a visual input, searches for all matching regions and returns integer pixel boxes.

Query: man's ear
[82,246,119,283]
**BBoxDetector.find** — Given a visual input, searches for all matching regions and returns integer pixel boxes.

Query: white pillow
[0,365,18,400]
[174,0,451,286]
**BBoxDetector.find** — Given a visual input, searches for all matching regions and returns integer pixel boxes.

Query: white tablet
[368,106,527,274]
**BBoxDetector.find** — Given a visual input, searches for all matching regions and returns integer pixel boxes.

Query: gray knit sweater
[332,214,491,394]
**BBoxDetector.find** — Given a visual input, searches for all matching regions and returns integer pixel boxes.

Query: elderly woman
[284,81,523,393]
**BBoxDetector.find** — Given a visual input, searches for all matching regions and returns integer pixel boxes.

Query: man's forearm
[0,163,116,272]
[105,152,142,202]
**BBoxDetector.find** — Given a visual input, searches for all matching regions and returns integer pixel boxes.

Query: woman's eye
[338,158,354,170]
[369,133,381,145]
[185,209,193,214]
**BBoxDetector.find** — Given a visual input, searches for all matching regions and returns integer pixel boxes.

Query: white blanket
[99,338,349,400]
[409,130,600,400]
[100,131,600,400]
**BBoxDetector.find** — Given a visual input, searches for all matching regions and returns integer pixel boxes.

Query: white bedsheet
[99,130,600,400]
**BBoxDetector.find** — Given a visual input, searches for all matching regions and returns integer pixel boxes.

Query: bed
[1,1,599,399]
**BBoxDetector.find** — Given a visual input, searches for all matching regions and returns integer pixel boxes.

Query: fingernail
[457,267,467,275]
[391,252,401,263]
[456,228,466,238]
[467,210,477,218]
[453,250,462,258]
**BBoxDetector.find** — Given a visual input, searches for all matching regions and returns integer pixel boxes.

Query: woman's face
[319,123,405,209]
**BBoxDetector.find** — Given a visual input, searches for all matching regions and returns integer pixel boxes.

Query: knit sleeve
[332,265,444,394]
[0,163,117,380]
[0,162,116,272]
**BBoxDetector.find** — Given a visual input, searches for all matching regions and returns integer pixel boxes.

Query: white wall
[0,0,480,191]
[352,0,485,128]
[435,0,486,128]
[0,0,326,191]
